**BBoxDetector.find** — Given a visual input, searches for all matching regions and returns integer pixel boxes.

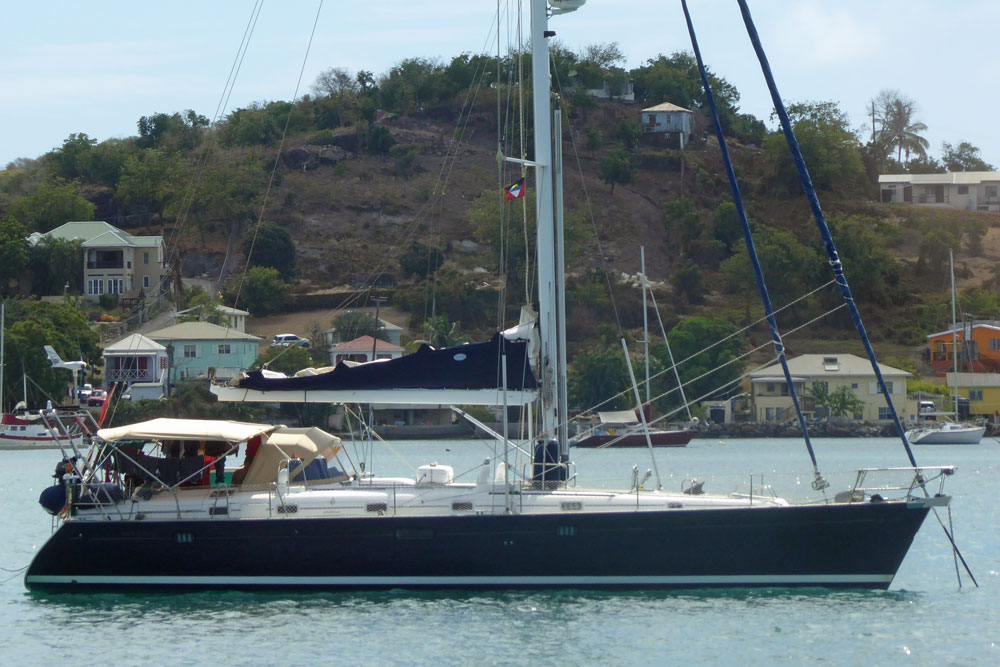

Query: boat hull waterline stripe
[26,573,893,587]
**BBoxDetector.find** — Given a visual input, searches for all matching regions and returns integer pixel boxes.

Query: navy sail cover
[237,333,538,393]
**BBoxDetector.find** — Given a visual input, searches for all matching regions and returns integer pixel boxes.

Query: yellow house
[749,354,916,424]
[948,372,1000,419]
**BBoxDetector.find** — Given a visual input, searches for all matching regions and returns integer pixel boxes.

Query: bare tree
[311,67,359,98]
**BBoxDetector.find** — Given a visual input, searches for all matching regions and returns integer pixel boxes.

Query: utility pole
[371,296,387,360]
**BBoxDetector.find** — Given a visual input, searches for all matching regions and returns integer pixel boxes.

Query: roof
[642,102,693,113]
[748,354,910,380]
[31,221,163,248]
[878,171,1000,185]
[926,321,1000,339]
[325,317,402,334]
[173,304,249,318]
[332,335,404,352]
[147,321,262,342]
[98,418,277,443]
[103,333,167,354]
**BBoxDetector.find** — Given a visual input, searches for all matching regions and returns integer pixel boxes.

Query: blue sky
[2,0,998,169]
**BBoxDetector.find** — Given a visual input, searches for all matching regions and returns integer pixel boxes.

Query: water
[2,438,998,665]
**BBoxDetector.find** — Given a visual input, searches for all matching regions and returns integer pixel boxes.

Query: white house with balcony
[749,354,915,423]
[102,333,169,399]
[641,102,694,149]
[28,221,167,304]
[879,172,1000,212]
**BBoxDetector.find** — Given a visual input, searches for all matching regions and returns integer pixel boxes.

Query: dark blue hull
[25,501,931,591]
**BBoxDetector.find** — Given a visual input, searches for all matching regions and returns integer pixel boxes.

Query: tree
[712,201,743,255]
[827,385,864,418]
[243,221,297,280]
[875,93,929,163]
[252,345,314,375]
[7,180,95,232]
[658,317,745,407]
[0,218,30,295]
[414,315,467,349]
[671,259,704,305]
[720,226,821,308]
[806,381,832,417]
[399,242,444,278]
[583,42,626,69]
[763,100,865,194]
[26,236,82,296]
[332,311,389,343]
[220,103,281,147]
[1,299,100,408]
[917,229,956,281]
[224,266,290,315]
[137,110,208,152]
[568,343,631,411]
[115,149,184,220]
[368,125,396,156]
[599,149,634,193]
[941,141,994,172]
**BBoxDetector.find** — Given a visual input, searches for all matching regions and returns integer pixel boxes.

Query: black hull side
[25,501,930,592]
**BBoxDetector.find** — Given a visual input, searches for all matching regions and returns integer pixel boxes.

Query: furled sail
[212,332,538,406]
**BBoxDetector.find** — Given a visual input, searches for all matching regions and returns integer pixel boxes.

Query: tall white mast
[530,0,558,445]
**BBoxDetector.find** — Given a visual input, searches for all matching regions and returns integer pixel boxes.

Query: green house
[146,321,261,383]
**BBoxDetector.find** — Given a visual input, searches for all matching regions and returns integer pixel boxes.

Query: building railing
[87,260,124,269]
[106,369,156,382]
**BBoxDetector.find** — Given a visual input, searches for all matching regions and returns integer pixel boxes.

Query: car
[271,333,310,348]
[88,389,108,406]
[77,383,93,403]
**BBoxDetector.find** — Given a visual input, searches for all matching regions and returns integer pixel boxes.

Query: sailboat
[906,250,985,445]
[25,0,956,591]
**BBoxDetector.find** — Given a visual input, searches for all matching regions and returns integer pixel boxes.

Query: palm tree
[877,96,929,163]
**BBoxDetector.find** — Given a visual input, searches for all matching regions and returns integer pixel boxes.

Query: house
[926,320,1000,374]
[102,333,169,400]
[28,221,167,304]
[172,304,250,332]
[146,321,261,383]
[329,335,404,365]
[749,354,915,423]
[324,318,403,347]
[641,102,694,149]
[946,372,1000,419]
[878,172,1000,212]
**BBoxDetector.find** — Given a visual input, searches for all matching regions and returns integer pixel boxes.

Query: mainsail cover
[215,333,538,405]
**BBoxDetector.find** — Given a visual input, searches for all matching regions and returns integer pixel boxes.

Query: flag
[98,384,114,426]
[504,177,526,201]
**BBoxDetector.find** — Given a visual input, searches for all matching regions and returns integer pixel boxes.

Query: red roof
[334,335,404,353]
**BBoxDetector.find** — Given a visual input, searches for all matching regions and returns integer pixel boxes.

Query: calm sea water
[1,437,998,665]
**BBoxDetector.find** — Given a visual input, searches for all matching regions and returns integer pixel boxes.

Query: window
[958,185,969,195]
[766,383,775,393]
[765,407,775,421]
[143,252,149,265]
[183,345,197,358]
[885,381,894,393]
[217,344,231,354]
[991,338,1000,352]
[851,383,858,389]
[986,185,998,199]
[143,275,150,289]
[969,389,984,401]
[878,407,893,420]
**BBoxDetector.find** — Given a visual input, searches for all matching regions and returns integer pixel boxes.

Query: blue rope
[734,0,917,467]
[680,0,822,477]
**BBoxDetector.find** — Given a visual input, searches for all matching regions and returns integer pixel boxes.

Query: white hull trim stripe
[26,574,894,586]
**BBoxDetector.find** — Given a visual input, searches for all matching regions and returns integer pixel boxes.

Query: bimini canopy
[597,410,639,425]
[241,426,345,487]
[97,418,277,444]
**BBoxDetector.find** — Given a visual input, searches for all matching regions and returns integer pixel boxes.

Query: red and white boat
[0,406,88,450]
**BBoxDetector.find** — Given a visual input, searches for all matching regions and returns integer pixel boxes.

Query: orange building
[926,322,1000,374]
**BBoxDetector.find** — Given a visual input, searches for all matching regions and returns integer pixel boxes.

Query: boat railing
[849,465,955,502]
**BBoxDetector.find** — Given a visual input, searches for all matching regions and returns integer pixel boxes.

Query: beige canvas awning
[241,426,344,486]
[597,410,639,424]
[98,418,277,444]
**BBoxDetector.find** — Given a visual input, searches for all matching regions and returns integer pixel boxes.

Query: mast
[641,247,650,408]
[530,0,558,446]
[950,249,959,419]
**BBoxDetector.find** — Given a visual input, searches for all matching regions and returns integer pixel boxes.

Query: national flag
[504,177,526,201]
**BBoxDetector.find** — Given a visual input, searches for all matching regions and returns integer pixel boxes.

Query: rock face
[280,146,351,171]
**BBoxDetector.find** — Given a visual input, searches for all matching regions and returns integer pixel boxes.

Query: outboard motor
[531,438,567,486]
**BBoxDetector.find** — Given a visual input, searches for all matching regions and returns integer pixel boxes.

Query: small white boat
[906,420,985,445]
[0,408,87,450]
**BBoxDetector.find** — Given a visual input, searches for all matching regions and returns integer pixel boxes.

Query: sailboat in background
[906,250,985,445]
[25,0,959,591]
